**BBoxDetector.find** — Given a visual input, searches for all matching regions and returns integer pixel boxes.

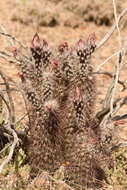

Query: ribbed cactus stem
[12,33,112,188]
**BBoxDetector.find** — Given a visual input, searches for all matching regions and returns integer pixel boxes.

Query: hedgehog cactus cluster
[12,33,109,188]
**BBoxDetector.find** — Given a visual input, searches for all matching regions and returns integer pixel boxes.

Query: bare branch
[95,47,127,72]
[0,24,27,49]
[0,50,24,67]
[0,70,15,125]
[0,124,19,173]
[112,113,127,121]
[96,96,127,122]
[111,96,127,116]
[111,141,127,151]
[93,71,126,91]
[103,47,125,110]
[0,70,31,127]
[0,143,11,155]
[96,7,127,133]
[15,113,28,124]
[112,0,122,48]
[108,0,123,115]
[0,92,11,121]
[96,8,127,49]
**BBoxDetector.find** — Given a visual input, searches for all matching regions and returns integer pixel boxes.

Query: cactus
[12,33,111,188]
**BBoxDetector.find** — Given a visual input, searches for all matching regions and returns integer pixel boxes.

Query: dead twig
[103,47,125,110]
[0,92,11,121]
[93,71,126,91]
[97,5,127,138]
[0,51,19,65]
[95,47,127,72]
[0,70,31,127]
[96,96,127,122]
[0,91,22,172]
[0,124,19,173]
[0,24,27,49]
[112,113,127,121]
[0,70,19,172]
[112,0,122,48]
[96,8,127,49]
[108,0,123,115]
[0,143,11,155]
[111,141,127,151]
[0,122,27,148]
[111,96,127,116]
[15,113,28,124]
[0,70,15,125]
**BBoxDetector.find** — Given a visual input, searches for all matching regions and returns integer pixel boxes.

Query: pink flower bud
[11,46,18,57]
[31,33,41,49]
[58,42,68,53]
[17,72,25,82]
[51,60,60,69]
[74,87,82,101]
[43,39,48,47]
